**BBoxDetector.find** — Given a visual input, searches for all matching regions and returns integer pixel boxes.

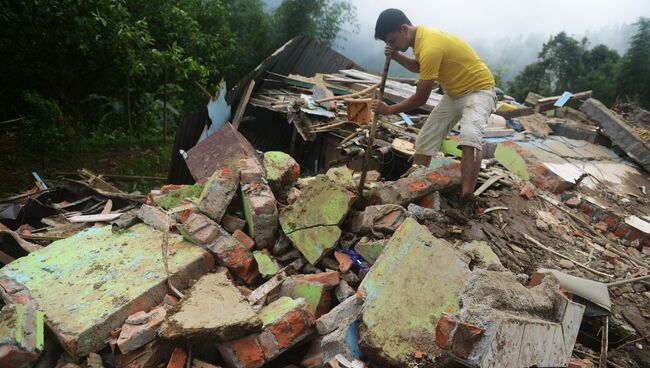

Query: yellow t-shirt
[413,26,495,97]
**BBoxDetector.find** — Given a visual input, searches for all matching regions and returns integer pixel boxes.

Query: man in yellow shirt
[372,8,496,213]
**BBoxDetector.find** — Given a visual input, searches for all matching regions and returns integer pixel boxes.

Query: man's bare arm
[373,79,435,115]
[385,45,419,73]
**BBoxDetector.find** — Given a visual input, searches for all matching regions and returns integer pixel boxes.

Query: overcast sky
[344,0,649,41]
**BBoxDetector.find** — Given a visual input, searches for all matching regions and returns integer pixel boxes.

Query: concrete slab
[159,273,262,342]
[0,224,213,359]
[358,218,470,366]
[279,176,350,264]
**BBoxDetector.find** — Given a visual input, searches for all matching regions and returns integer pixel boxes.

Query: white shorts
[415,88,497,154]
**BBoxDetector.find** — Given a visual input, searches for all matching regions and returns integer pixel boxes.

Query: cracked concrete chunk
[435,269,585,368]
[159,273,262,342]
[263,151,300,193]
[279,176,350,264]
[358,218,470,366]
[0,224,212,359]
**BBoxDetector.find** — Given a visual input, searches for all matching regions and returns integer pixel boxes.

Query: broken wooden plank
[496,107,534,119]
[77,169,124,194]
[232,80,255,130]
[68,213,122,223]
[534,91,592,113]
[581,98,650,172]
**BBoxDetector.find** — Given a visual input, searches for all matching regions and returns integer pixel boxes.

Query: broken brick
[450,322,485,359]
[136,204,173,232]
[179,213,222,245]
[519,182,536,199]
[117,306,167,354]
[217,297,315,368]
[198,167,239,223]
[334,251,353,272]
[167,347,187,368]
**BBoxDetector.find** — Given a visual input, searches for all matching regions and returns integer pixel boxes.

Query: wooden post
[232,80,255,130]
[357,55,391,196]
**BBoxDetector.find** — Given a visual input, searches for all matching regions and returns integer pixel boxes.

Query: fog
[333,0,650,83]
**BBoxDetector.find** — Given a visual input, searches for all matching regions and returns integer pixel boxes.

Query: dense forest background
[0,1,648,195]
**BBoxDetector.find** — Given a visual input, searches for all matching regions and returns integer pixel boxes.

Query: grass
[0,133,174,197]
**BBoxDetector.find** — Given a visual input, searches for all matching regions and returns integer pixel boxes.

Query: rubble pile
[1,37,650,368]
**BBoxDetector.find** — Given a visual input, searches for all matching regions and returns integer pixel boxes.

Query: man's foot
[444,194,477,222]
[458,194,477,218]
[400,164,426,178]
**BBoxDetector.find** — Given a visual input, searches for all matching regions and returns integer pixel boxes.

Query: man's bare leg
[412,154,432,167]
[460,146,482,197]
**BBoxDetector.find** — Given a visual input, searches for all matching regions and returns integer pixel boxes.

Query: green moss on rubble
[155,184,204,209]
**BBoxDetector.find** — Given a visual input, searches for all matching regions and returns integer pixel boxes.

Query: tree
[272,0,358,48]
[508,32,621,106]
[618,17,650,108]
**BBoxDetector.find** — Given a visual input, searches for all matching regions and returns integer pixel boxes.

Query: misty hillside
[334,23,636,86]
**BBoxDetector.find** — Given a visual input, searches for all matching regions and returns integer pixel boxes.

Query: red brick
[117,306,167,353]
[568,357,593,368]
[228,337,265,368]
[604,215,619,228]
[293,271,340,288]
[248,194,277,216]
[580,202,592,215]
[408,179,427,193]
[160,184,187,195]
[595,221,608,232]
[451,322,485,359]
[166,347,187,368]
[627,229,642,242]
[564,197,581,208]
[174,202,198,224]
[233,229,255,250]
[519,182,536,199]
[614,225,631,239]
[435,314,457,349]
[182,213,221,245]
[527,272,548,288]
[334,251,353,273]
[285,310,313,337]
[269,320,293,349]
[257,331,280,361]
[417,193,435,208]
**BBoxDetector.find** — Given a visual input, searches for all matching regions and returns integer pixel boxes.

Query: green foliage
[508,31,622,106]
[1,0,235,134]
[618,17,650,108]
[18,91,68,165]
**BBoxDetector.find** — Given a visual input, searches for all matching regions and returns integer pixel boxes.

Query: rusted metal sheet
[184,123,260,184]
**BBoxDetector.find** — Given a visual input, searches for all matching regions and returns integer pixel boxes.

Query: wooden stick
[539,195,599,237]
[358,56,391,196]
[232,80,255,130]
[474,173,506,196]
[315,84,378,104]
[600,315,608,368]
[523,233,614,278]
[606,274,650,287]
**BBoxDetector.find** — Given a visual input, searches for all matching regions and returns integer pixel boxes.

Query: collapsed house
[1,36,650,368]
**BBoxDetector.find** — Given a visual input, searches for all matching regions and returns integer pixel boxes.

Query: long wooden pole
[357,55,391,196]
